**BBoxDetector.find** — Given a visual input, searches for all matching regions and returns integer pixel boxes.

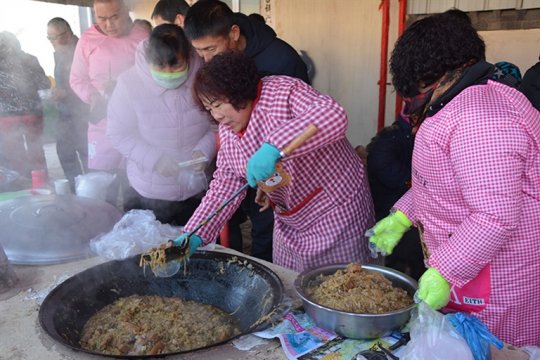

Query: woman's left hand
[255,188,271,211]
[417,267,451,309]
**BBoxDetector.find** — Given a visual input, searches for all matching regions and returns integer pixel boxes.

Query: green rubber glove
[172,233,203,257]
[417,267,451,310]
[366,210,412,256]
[246,143,281,188]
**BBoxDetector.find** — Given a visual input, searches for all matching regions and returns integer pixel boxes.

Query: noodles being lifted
[139,246,167,275]
[139,238,191,276]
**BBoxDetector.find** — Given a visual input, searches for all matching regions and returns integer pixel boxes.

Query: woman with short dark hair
[368,11,540,347]
[173,51,376,272]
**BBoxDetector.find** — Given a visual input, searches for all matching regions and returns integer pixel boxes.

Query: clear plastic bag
[177,157,209,195]
[400,302,474,360]
[186,171,208,194]
[75,171,115,201]
[89,209,181,260]
[523,346,540,359]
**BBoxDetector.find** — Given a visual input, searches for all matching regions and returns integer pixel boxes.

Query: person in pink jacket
[368,11,540,346]
[171,51,375,272]
[107,24,216,225]
[69,0,149,205]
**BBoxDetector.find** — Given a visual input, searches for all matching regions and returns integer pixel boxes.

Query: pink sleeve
[393,189,415,221]
[183,147,247,244]
[69,35,98,104]
[430,114,527,287]
[265,79,348,157]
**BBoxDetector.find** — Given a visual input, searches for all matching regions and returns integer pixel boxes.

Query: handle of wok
[185,124,319,238]
[280,124,319,157]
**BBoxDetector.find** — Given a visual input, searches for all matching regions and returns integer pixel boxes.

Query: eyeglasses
[47,31,67,41]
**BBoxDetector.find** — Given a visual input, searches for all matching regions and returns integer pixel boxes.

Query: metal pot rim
[294,263,418,317]
[38,250,285,358]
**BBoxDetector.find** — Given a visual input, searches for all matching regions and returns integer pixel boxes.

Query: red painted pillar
[394,0,407,119]
[377,0,390,131]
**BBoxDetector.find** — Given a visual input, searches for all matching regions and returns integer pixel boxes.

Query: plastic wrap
[75,172,115,201]
[89,209,182,260]
[177,156,209,195]
[400,302,474,360]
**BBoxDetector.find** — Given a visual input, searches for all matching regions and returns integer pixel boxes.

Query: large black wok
[39,250,284,358]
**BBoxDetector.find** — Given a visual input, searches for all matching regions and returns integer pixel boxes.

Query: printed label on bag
[445,264,490,313]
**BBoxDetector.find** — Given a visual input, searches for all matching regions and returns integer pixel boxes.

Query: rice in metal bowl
[305,263,413,314]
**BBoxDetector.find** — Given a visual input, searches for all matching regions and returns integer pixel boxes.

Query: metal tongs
[140,183,250,277]
[146,124,319,276]
[150,183,250,263]
[357,333,410,359]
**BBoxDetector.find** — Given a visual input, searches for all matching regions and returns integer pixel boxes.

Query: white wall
[275,0,390,147]
[273,1,540,147]
[481,29,540,75]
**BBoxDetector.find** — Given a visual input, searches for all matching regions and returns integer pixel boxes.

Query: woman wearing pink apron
[368,11,540,347]
[170,51,375,272]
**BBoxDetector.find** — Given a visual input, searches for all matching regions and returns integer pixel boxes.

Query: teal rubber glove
[150,233,202,278]
[246,143,281,188]
[366,210,412,256]
[417,267,451,310]
[172,233,203,258]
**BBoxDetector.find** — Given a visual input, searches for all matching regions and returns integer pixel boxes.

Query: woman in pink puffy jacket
[107,24,216,225]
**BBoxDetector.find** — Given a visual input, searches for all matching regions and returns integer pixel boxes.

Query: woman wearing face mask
[107,24,216,225]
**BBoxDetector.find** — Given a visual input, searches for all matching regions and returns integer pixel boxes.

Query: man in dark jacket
[47,17,89,191]
[184,0,309,84]
[365,115,424,280]
[183,0,310,262]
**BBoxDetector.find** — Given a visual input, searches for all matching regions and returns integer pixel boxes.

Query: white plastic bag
[75,171,115,201]
[523,347,540,360]
[177,156,209,195]
[89,209,181,259]
[400,302,474,360]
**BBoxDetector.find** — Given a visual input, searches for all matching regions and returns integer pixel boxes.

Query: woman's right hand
[154,155,180,177]
[366,210,412,256]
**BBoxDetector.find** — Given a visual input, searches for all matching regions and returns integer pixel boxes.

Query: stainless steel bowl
[294,263,418,339]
